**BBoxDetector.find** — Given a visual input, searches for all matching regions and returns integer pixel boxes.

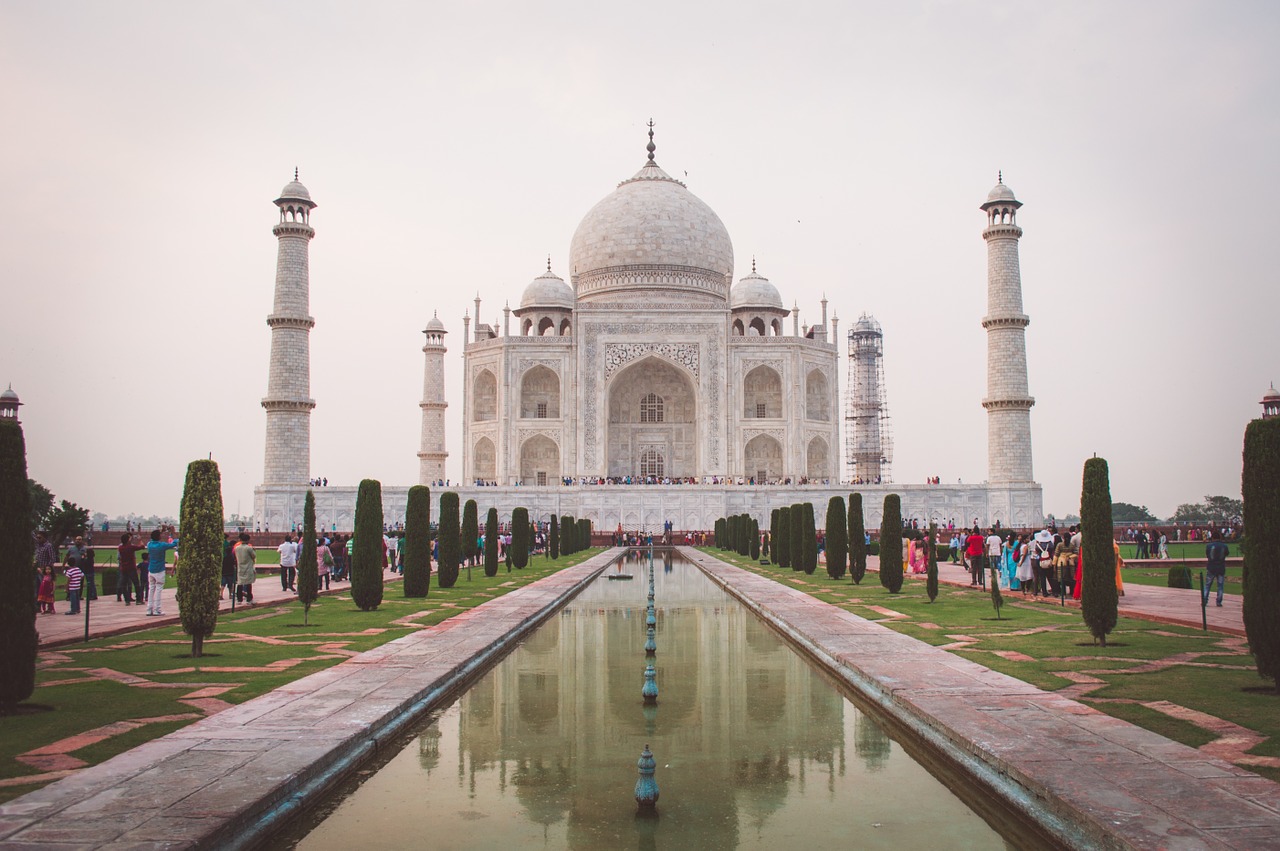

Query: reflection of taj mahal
[451,127,839,488]
[254,130,1043,532]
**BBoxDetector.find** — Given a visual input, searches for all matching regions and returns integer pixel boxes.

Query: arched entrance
[520,435,559,486]
[743,433,783,482]
[606,356,696,479]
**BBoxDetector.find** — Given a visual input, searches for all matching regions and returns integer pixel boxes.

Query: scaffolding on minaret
[845,314,892,484]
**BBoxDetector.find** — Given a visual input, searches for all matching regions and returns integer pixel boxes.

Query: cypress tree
[437,492,460,588]
[512,507,529,568]
[726,515,736,552]
[462,498,480,573]
[737,514,748,556]
[0,418,35,712]
[880,494,903,593]
[550,514,560,560]
[826,496,847,580]
[750,517,761,560]
[1243,417,1280,691]
[176,459,223,656]
[403,485,431,597]
[1081,457,1118,646]
[926,522,939,603]
[484,507,499,577]
[790,503,805,572]
[801,503,817,575]
[351,479,385,610]
[776,506,791,568]
[768,508,779,560]
[562,514,575,554]
[849,493,867,585]
[990,562,1004,619]
[579,518,590,551]
[295,490,319,625]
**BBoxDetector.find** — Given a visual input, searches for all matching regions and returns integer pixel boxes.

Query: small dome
[276,176,313,205]
[520,268,574,311]
[987,181,1016,203]
[0,385,17,401]
[424,311,446,333]
[852,313,882,334]
[730,271,784,311]
[1264,383,1280,401]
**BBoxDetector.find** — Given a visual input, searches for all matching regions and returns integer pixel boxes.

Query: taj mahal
[254,128,1042,533]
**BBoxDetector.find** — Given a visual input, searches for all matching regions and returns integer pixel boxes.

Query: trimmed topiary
[0,419,36,712]
[351,479,385,611]
[801,503,817,575]
[550,514,560,560]
[437,492,460,587]
[562,514,575,555]
[177,459,224,656]
[512,507,529,569]
[849,493,867,585]
[484,507,499,577]
[880,494,903,593]
[825,496,847,580]
[579,518,590,551]
[750,517,761,561]
[295,489,319,624]
[926,522,939,602]
[990,564,1004,619]
[776,506,791,568]
[403,485,431,597]
[790,503,805,572]
[462,499,479,577]
[1243,417,1280,691]
[1081,457,1118,646]
[1167,564,1193,589]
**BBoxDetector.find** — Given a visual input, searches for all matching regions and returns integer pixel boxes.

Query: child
[64,561,84,615]
[38,567,55,614]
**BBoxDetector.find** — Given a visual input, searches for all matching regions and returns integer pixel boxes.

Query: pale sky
[2,1,1276,522]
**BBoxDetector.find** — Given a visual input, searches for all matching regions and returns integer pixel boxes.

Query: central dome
[570,156,734,307]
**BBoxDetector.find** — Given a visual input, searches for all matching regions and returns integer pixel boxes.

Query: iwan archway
[606,356,697,479]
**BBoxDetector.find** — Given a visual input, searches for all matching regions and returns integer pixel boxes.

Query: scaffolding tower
[845,314,892,483]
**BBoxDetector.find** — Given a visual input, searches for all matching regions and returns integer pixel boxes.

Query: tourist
[1031,529,1054,597]
[117,532,145,605]
[964,527,985,587]
[317,536,332,590]
[37,567,56,614]
[278,534,298,592]
[1157,532,1169,560]
[63,559,83,615]
[985,527,1003,589]
[1002,533,1019,591]
[1015,534,1035,594]
[146,529,179,616]
[66,536,97,603]
[34,531,56,592]
[948,532,960,564]
[221,533,238,600]
[234,532,256,603]
[1204,529,1229,607]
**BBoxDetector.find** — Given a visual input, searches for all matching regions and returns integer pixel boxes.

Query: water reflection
[296,553,1006,849]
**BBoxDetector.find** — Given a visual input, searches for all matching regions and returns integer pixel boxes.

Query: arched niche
[473,369,497,422]
[606,356,696,479]
[538,316,556,336]
[520,365,560,418]
[806,435,829,480]
[732,318,745,336]
[519,434,559,485]
[806,368,830,421]
[744,433,783,482]
[744,365,782,419]
[473,436,496,481]
[559,318,571,336]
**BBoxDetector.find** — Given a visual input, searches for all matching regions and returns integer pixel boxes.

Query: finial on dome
[295,167,299,180]
[547,255,552,272]
[998,170,1003,184]
[646,119,656,164]
[751,256,756,274]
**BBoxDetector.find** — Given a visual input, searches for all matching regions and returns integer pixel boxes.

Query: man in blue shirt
[146,528,179,616]
[1204,529,1229,607]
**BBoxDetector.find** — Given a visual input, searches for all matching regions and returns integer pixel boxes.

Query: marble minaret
[261,172,316,485]
[980,174,1034,483]
[418,312,449,483]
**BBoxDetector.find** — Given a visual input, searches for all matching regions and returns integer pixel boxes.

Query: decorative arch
[519,434,559,485]
[559,318,572,336]
[771,318,782,336]
[472,369,497,422]
[606,356,696,479]
[748,317,766,336]
[806,436,830,480]
[732,318,745,336]
[473,436,496,481]
[744,433,783,482]
[537,316,556,336]
[744,365,782,418]
[520,365,560,418]
[806,368,830,421]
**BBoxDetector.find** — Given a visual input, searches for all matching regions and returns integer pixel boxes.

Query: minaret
[261,171,316,486]
[980,173,1035,482]
[418,312,449,484]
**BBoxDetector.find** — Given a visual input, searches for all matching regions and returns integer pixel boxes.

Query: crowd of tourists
[943,524,1127,600]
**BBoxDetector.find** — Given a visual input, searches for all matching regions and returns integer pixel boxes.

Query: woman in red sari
[1074,540,1125,599]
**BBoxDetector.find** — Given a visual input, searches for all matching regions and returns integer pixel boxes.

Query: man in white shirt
[985,529,1004,588]
[278,535,298,592]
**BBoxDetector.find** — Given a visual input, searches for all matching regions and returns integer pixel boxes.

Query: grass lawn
[0,549,603,803]
[1121,564,1243,595]
[698,548,1280,784]
[1116,542,1241,561]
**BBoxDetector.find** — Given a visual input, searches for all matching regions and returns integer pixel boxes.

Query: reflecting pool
[288,551,1010,849]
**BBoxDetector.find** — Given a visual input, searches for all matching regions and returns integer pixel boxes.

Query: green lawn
[1117,542,1241,561]
[699,548,1279,784]
[2,549,602,802]
[1121,564,1243,595]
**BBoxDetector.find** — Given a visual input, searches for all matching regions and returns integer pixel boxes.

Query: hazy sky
[2,2,1276,521]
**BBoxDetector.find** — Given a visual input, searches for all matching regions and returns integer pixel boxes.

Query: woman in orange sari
[1074,539,1125,600]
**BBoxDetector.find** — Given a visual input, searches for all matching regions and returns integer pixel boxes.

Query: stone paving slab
[683,548,1280,850]
[0,550,619,849]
